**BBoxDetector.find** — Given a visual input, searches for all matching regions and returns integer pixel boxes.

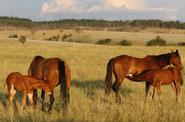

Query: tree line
[1,16,185,30]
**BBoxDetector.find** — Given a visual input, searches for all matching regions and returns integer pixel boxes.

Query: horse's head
[43,84,52,95]
[45,87,52,95]
[170,50,184,70]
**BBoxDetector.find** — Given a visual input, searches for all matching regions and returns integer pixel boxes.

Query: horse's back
[28,56,45,77]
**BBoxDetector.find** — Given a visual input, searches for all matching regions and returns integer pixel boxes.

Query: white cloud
[41,0,77,13]
[40,0,178,21]
[41,0,146,14]
[105,0,144,9]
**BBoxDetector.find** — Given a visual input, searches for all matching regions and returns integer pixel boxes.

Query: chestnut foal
[5,72,51,110]
[131,66,182,102]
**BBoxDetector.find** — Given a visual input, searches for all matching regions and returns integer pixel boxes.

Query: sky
[0,0,185,21]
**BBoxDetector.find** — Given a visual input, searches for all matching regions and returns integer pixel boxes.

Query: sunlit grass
[1,29,185,45]
[0,33,185,121]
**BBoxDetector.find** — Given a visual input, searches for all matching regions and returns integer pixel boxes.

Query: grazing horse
[105,50,183,103]
[5,72,51,110]
[130,66,182,102]
[28,56,71,112]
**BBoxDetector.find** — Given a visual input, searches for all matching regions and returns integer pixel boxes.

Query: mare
[5,72,51,110]
[105,50,183,103]
[28,56,71,112]
[130,66,183,102]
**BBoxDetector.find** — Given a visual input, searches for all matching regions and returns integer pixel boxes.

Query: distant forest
[1,16,185,30]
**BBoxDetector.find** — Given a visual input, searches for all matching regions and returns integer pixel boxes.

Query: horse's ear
[175,49,179,56]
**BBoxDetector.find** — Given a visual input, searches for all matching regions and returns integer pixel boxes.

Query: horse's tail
[58,60,70,111]
[105,58,114,95]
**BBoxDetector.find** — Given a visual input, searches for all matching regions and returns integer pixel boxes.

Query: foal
[131,66,182,102]
[5,72,51,110]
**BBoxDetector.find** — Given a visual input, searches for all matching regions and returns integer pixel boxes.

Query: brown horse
[5,72,51,110]
[105,50,183,103]
[130,66,182,102]
[28,56,71,112]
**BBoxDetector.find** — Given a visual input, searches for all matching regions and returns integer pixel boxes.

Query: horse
[5,72,51,110]
[105,50,183,103]
[130,66,183,102]
[28,56,71,112]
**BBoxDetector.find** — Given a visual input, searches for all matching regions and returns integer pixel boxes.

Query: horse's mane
[146,53,171,64]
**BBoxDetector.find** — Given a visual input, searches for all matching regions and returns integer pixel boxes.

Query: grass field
[0,30,185,122]
[1,29,185,45]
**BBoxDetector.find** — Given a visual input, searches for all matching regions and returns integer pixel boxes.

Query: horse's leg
[171,83,176,94]
[145,84,154,102]
[112,74,124,103]
[33,89,37,108]
[152,87,155,100]
[28,92,34,111]
[112,63,126,103]
[172,81,178,101]
[175,80,181,102]
[145,82,150,97]
[112,82,122,103]
[21,92,27,111]
[8,89,16,107]
[41,89,46,112]
[48,90,55,113]
[157,83,162,104]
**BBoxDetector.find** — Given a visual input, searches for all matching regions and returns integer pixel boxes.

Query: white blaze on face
[106,0,144,9]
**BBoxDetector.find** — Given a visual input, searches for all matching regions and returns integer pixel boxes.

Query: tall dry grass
[0,37,185,121]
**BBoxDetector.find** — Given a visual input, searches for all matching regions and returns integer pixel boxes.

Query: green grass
[0,33,185,121]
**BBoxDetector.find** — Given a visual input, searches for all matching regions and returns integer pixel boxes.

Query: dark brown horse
[28,56,71,112]
[105,50,183,102]
[130,66,182,102]
[5,72,51,110]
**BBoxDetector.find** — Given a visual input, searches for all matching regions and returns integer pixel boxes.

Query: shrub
[45,35,60,41]
[178,42,185,46]
[8,34,18,38]
[146,36,166,46]
[62,33,72,41]
[118,39,131,46]
[19,36,26,44]
[75,28,82,33]
[96,38,112,45]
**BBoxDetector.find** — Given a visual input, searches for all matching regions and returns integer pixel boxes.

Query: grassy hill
[1,29,185,46]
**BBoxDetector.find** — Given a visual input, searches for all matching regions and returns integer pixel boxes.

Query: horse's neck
[30,78,48,89]
[155,54,170,66]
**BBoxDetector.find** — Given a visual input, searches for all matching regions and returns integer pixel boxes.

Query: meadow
[2,29,185,45]
[0,30,185,122]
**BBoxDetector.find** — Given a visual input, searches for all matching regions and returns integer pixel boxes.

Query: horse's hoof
[47,109,52,114]
[115,99,123,104]
[101,97,109,103]
[42,108,47,112]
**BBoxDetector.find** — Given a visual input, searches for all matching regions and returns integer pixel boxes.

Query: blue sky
[0,0,185,21]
